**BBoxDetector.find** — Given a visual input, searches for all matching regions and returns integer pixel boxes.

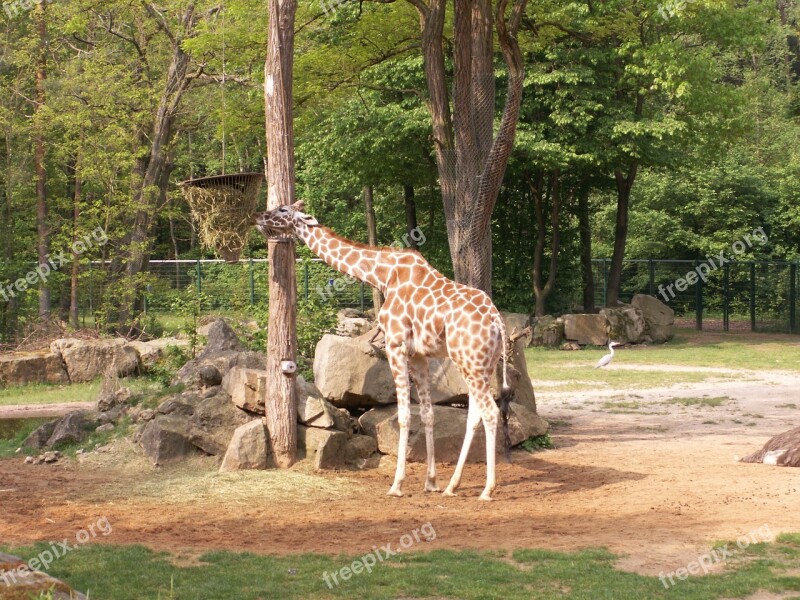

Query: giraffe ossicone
[255,201,514,500]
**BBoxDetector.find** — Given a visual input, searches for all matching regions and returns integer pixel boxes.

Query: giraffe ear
[291,200,305,212]
[297,212,319,227]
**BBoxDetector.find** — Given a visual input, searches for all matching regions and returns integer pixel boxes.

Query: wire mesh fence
[591,259,799,333]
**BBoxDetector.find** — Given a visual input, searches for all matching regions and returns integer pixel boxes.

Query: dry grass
[183,185,256,262]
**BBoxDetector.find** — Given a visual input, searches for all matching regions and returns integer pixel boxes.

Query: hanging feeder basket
[179,172,265,263]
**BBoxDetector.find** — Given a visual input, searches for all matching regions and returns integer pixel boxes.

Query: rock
[96,386,132,412]
[22,420,58,450]
[198,364,223,387]
[222,367,267,413]
[46,411,98,448]
[24,455,34,464]
[42,451,59,463]
[338,308,363,319]
[157,396,196,417]
[530,316,565,347]
[741,427,800,467]
[345,434,378,464]
[313,334,397,407]
[600,306,646,345]
[140,415,199,465]
[337,316,372,337]
[137,408,156,423]
[502,312,531,345]
[187,389,251,455]
[561,341,581,351]
[0,551,88,599]
[300,426,347,470]
[197,319,245,357]
[97,407,123,425]
[364,403,549,464]
[0,351,68,385]
[95,423,115,434]
[50,338,140,382]
[562,314,608,346]
[297,377,331,426]
[172,350,267,389]
[127,338,188,371]
[219,419,271,472]
[631,294,675,343]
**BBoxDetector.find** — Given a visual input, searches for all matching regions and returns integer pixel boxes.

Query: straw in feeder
[179,172,265,263]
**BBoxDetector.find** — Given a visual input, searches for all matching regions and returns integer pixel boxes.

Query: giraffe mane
[317,226,421,255]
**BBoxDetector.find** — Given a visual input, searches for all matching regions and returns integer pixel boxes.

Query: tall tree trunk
[362,185,383,312]
[34,1,50,318]
[577,185,595,313]
[69,156,82,329]
[264,0,298,468]
[606,164,637,306]
[403,184,419,249]
[530,171,561,317]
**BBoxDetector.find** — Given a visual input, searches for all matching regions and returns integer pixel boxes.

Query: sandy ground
[0,363,798,578]
[0,402,94,419]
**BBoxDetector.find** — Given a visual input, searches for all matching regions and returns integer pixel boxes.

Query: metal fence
[67,258,800,334]
[592,259,800,333]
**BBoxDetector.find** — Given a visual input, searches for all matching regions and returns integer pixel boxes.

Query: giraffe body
[256,202,511,500]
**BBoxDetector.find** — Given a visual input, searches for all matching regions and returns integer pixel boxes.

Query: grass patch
[0,381,101,406]
[663,396,731,408]
[777,403,797,409]
[0,417,51,456]
[601,400,643,410]
[3,536,800,600]
[519,433,554,452]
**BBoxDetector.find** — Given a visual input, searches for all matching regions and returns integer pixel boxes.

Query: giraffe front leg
[386,344,411,498]
[410,356,439,492]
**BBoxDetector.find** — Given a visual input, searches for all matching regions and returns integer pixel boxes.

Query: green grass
[2,536,800,600]
[0,381,101,406]
[663,396,731,408]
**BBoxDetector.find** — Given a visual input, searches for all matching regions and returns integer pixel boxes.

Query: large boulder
[46,411,99,448]
[22,419,58,450]
[219,419,271,472]
[600,306,646,344]
[50,338,139,382]
[199,319,245,356]
[631,294,675,343]
[361,402,548,463]
[127,338,188,371]
[299,425,347,470]
[173,350,267,389]
[313,334,397,407]
[337,309,372,337]
[502,312,531,344]
[562,313,608,346]
[221,367,267,413]
[530,316,565,347]
[187,389,252,455]
[0,351,68,386]
[140,415,199,466]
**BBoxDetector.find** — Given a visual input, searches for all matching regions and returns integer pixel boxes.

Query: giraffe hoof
[479,493,494,502]
[442,489,457,497]
[387,487,404,498]
[424,482,441,493]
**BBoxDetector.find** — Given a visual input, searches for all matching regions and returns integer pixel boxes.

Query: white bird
[595,341,621,368]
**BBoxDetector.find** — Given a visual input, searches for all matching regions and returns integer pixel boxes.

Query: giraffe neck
[298,225,388,292]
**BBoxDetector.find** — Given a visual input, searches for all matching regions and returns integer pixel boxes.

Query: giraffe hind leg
[410,355,439,492]
[386,342,411,498]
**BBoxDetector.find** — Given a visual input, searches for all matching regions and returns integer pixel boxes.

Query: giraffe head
[254,201,319,238]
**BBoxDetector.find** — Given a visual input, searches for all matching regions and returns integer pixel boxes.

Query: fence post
[602,259,607,307]
[750,262,756,332]
[249,257,255,305]
[723,263,729,332]
[648,259,655,296]
[790,262,797,334]
[695,263,703,331]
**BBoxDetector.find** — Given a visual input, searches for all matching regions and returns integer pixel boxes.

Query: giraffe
[255,201,513,500]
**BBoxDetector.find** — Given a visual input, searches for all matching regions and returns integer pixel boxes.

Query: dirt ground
[1,360,799,578]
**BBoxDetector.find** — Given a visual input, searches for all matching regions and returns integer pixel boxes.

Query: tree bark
[403,184,419,249]
[606,163,637,306]
[363,185,383,312]
[69,156,81,329]
[264,0,298,468]
[530,171,561,317]
[34,1,50,318]
[577,185,595,313]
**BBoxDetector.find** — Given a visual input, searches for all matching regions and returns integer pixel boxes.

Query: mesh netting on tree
[179,173,264,263]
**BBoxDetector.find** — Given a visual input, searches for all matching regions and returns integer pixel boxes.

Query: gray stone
[137,408,156,423]
[562,313,608,346]
[97,406,123,425]
[127,338,188,371]
[95,423,115,434]
[46,411,98,448]
[22,420,57,450]
[300,426,347,470]
[198,319,245,357]
[0,351,68,386]
[157,396,196,417]
[631,294,675,343]
[187,389,251,455]
[502,312,531,345]
[198,364,223,387]
[345,434,378,464]
[172,350,267,389]
[96,386,132,412]
[600,306,646,344]
[530,316,565,347]
[221,367,267,413]
[50,338,140,382]
[219,419,271,472]
[140,415,198,466]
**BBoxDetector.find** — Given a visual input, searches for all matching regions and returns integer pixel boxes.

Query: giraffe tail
[496,316,513,463]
